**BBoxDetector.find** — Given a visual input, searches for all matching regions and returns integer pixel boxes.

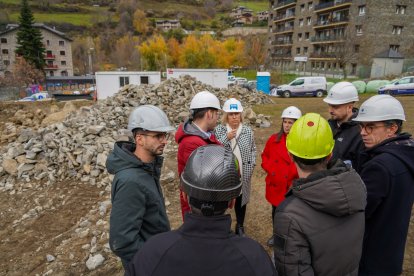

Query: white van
[276,77,327,98]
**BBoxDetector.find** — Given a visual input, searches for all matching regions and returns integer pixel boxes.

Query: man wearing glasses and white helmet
[106,105,175,270]
[353,95,414,275]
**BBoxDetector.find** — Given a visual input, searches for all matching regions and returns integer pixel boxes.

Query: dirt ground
[0,95,413,275]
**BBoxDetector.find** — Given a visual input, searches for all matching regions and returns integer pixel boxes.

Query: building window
[308,2,313,10]
[392,25,403,35]
[61,60,66,66]
[4,60,10,65]
[354,44,360,53]
[396,5,406,14]
[299,18,304,27]
[358,5,366,15]
[300,4,305,12]
[304,47,308,54]
[60,51,65,56]
[356,25,363,35]
[120,76,130,87]
[46,40,50,46]
[50,71,54,76]
[59,40,65,46]
[1,49,8,54]
[305,32,310,40]
[390,44,400,52]
[298,33,303,41]
[0,38,7,43]
[140,76,149,84]
[296,47,301,54]
[307,17,311,25]
[61,71,68,76]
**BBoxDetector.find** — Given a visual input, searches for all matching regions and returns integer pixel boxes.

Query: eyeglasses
[140,132,170,141]
[358,123,386,134]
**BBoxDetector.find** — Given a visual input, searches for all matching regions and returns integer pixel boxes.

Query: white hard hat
[353,95,406,122]
[281,106,302,119]
[190,91,221,110]
[128,105,175,132]
[222,98,243,113]
[323,82,359,105]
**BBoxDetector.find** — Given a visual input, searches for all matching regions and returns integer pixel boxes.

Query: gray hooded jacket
[274,160,366,276]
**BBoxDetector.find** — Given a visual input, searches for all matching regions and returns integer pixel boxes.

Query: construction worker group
[106,82,414,276]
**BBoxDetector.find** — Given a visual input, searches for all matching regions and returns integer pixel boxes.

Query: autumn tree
[167,38,181,68]
[111,34,141,70]
[0,57,45,87]
[15,0,46,70]
[133,9,148,35]
[244,35,266,70]
[138,35,168,71]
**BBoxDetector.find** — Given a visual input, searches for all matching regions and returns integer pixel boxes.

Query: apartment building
[268,0,414,77]
[0,23,73,77]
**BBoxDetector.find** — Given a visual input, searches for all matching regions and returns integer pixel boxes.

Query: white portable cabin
[95,71,161,100]
[166,68,228,89]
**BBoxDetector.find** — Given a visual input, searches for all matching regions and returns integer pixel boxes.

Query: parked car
[276,77,327,98]
[18,92,50,102]
[378,76,414,95]
[228,75,236,86]
[235,77,248,86]
[241,80,257,91]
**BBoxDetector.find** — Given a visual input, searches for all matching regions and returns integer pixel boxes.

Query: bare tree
[244,35,267,70]
[204,0,216,18]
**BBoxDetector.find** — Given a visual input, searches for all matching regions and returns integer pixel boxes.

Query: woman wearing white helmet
[214,98,256,237]
[261,106,302,246]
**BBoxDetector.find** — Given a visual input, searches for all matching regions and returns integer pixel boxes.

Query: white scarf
[227,123,243,177]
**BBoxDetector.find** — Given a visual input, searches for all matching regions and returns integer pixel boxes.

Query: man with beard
[353,95,414,275]
[106,105,175,270]
[323,82,364,165]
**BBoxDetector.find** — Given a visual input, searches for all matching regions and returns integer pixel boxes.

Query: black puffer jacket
[274,160,366,276]
[357,134,414,275]
[127,213,276,276]
[106,141,170,264]
[328,109,364,165]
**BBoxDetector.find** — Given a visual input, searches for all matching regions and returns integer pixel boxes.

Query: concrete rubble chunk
[85,254,105,270]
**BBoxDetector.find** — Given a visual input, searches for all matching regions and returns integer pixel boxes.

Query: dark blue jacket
[357,134,414,275]
[106,141,170,265]
[127,213,276,276]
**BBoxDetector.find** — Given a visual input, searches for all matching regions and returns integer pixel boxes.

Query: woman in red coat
[261,106,302,246]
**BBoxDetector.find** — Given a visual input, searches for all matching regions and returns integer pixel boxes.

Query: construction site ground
[0,95,413,275]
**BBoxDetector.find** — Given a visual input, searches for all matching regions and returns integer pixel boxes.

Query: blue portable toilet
[256,72,271,94]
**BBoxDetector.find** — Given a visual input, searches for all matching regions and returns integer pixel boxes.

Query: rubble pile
[0,75,273,191]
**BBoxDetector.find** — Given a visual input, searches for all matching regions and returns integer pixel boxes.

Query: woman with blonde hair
[214,98,256,236]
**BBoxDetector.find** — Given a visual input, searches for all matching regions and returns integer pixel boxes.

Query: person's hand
[227,128,237,140]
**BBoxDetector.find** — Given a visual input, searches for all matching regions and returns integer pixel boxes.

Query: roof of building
[375,49,404,59]
[0,23,72,41]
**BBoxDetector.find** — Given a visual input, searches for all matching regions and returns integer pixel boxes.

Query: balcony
[44,54,56,60]
[274,13,296,23]
[275,0,296,10]
[44,64,58,70]
[274,26,294,34]
[310,52,337,59]
[310,35,345,43]
[272,39,294,46]
[315,0,352,13]
[271,51,292,58]
[314,17,349,29]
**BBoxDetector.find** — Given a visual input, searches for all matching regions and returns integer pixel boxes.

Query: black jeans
[235,195,246,226]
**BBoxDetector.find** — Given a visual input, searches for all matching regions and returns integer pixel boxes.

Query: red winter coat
[261,133,298,207]
[175,121,221,219]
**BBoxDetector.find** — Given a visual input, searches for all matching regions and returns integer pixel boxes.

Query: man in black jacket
[106,105,175,269]
[323,81,364,165]
[353,95,414,275]
[274,113,366,276]
[127,145,276,276]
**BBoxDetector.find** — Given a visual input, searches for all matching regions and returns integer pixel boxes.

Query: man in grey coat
[273,113,366,276]
[106,105,175,270]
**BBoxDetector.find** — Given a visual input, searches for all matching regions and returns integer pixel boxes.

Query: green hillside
[1,0,269,32]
